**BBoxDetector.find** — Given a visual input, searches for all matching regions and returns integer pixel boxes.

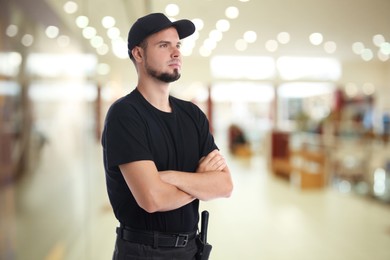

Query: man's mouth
[169,60,181,68]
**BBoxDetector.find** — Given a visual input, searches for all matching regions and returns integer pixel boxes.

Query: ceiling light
[97,44,109,55]
[180,46,193,56]
[265,40,278,52]
[182,38,196,48]
[6,24,18,37]
[63,1,78,14]
[107,27,121,40]
[373,34,385,47]
[180,38,195,56]
[186,31,199,41]
[243,31,257,43]
[377,50,389,62]
[277,32,290,44]
[235,39,247,51]
[362,82,375,95]
[324,41,337,54]
[181,34,196,56]
[102,16,116,28]
[82,27,97,39]
[181,35,197,57]
[209,30,223,42]
[45,26,59,39]
[192,18,204,31]
[111,38,128,59]
[380,42,390,55]
[21,34,34,47]
[203,39,217,50]
[309,32,323,46]
[165,4,180,17]
[361,48,373,61]
[90,36,104,48]
[352,42,364,54]
[225,6,239,19]
[216,19,230,32]
[76,16,89,28]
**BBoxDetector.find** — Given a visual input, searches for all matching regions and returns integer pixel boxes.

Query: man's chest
[146,114,200,171]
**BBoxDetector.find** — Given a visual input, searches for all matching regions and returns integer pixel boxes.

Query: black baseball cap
[127,13,196,59]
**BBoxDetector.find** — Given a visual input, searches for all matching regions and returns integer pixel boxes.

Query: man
[102,13,233,259]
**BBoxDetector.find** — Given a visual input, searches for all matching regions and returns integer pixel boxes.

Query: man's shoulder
[106,89,141,118]
[170,95,198,111]
[170,96,208,123]
[112,88,139,105]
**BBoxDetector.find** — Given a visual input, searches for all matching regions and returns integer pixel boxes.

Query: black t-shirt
[102,88,217,233]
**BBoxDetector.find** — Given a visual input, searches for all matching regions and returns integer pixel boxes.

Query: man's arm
[160,150,233,201]
[119,160,195,213]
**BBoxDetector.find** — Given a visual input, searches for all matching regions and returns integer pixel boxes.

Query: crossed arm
[119,149,233,213]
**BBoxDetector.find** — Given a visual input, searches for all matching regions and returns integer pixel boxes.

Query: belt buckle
[174,234,189,247]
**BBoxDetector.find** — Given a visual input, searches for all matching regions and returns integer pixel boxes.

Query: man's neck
[137,80,172,112]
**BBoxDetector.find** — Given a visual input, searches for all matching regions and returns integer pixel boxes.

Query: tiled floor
[2,98,390,260]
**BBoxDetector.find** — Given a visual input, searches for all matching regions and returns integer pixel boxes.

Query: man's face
[142,27,182,83]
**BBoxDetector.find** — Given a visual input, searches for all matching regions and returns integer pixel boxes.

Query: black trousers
[112,235,199,260]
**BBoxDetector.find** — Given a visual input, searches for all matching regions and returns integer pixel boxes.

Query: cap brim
[172,19,196,39]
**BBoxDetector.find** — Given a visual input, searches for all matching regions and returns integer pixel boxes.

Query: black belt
[116,225,197,248]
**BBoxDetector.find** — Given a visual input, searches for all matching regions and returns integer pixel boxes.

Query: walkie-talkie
[197,210,212,260]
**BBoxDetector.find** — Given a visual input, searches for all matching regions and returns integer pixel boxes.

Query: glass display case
[270,129,390,202]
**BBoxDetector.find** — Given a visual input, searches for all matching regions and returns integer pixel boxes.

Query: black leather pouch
[196,235,212,260]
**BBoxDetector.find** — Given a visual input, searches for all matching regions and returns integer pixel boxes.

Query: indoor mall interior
[1,0,390,259]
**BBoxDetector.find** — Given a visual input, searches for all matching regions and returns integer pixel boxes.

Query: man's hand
[159,149,233,201]
[196,149,226,173]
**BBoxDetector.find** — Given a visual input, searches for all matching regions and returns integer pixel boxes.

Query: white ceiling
[7,0,390,83]
[46,0,390,59]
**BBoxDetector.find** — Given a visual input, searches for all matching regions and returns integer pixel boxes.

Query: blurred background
[1,0,390,259]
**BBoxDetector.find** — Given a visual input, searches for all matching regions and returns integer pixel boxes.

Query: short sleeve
[194,105,218,157]
[103,114,153,169]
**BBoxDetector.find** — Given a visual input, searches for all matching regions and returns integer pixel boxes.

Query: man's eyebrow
[156,40,182,46]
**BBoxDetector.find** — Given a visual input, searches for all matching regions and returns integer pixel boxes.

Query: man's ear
[132,47,143,61]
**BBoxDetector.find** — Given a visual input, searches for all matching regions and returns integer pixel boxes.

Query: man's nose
[172,46,181,57]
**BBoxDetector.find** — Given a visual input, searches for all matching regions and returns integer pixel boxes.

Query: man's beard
[145,61,181,83]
